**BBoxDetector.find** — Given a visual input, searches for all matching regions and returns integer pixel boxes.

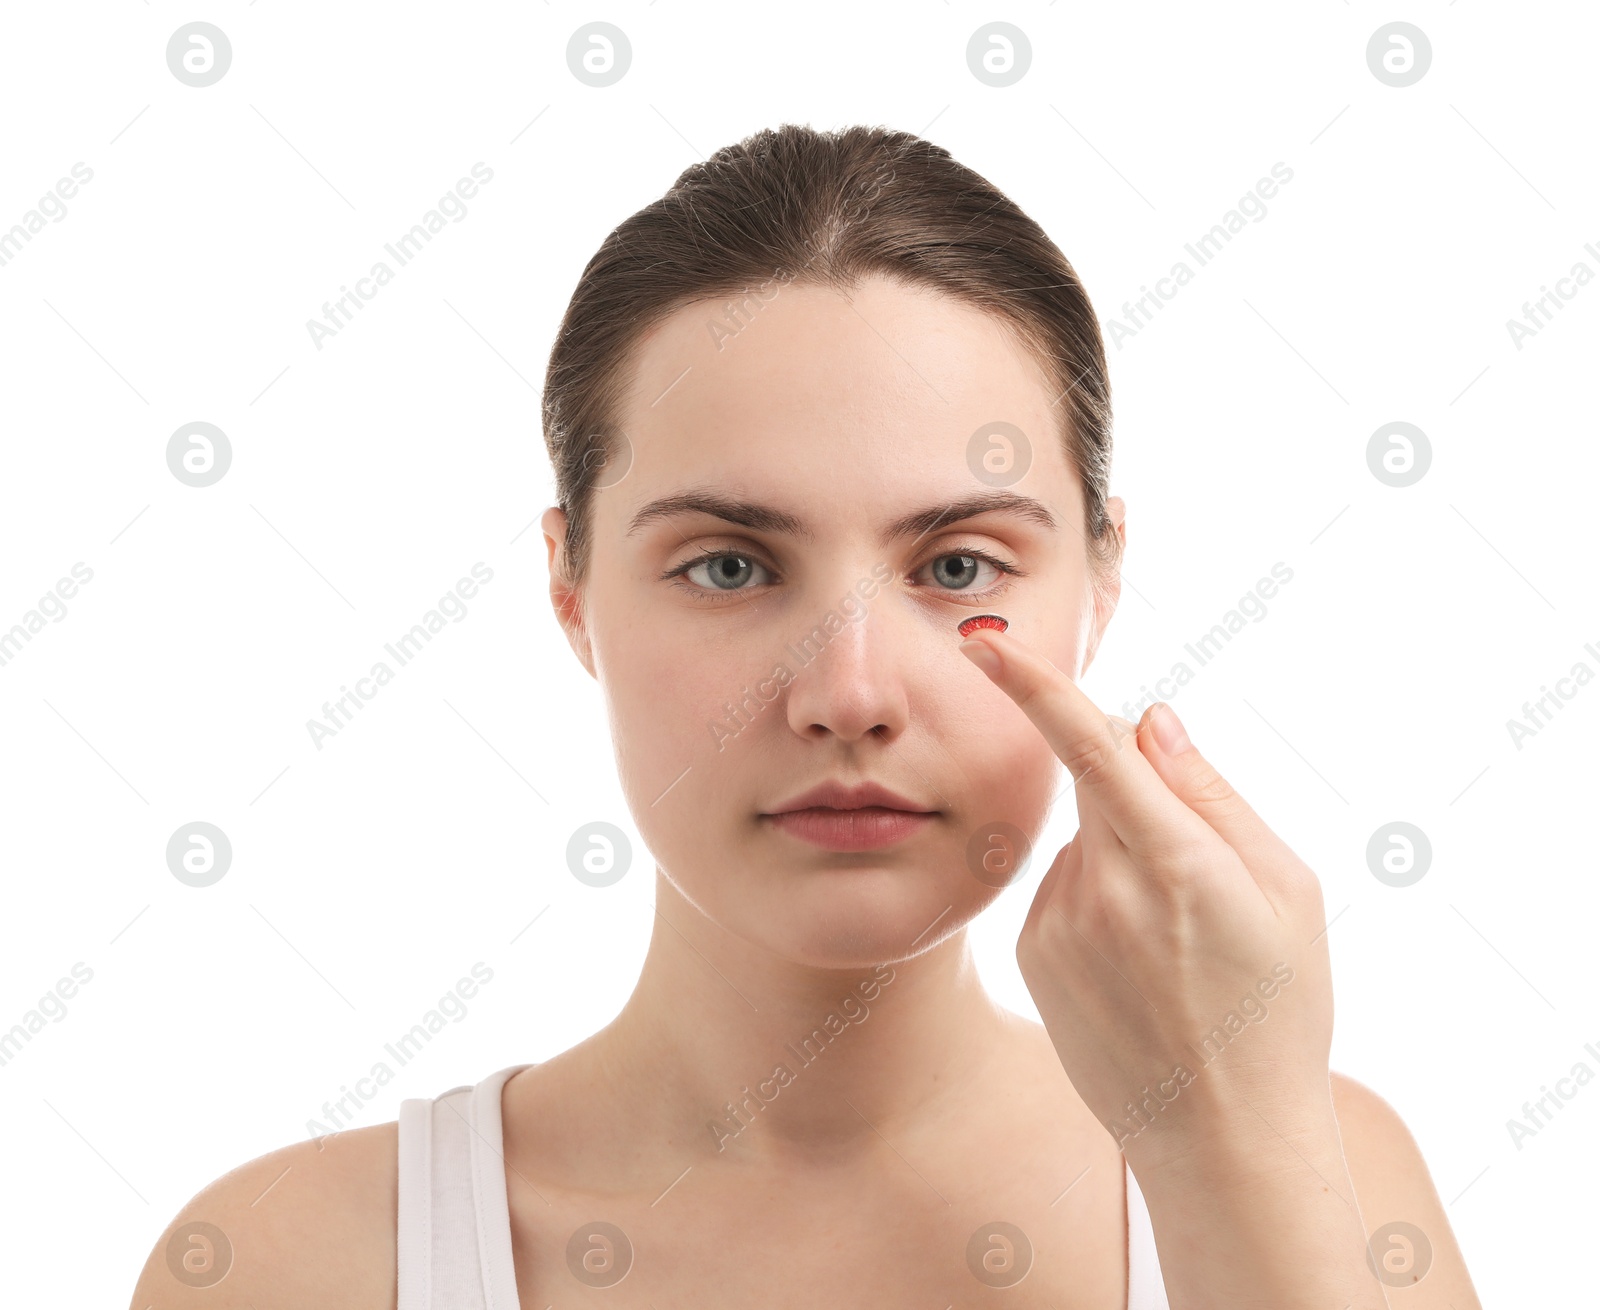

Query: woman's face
[544,273,1122,968]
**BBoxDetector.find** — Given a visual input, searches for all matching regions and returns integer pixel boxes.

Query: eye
[666,550,775,595]
[915,550,1022,596]
[663,546,1024,601]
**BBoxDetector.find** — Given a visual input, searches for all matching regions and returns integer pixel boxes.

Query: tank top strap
[1124,1157,1171,1309]
[397,1064,534,1310]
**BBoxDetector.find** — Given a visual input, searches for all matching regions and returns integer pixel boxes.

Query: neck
[583,867,1015,1171]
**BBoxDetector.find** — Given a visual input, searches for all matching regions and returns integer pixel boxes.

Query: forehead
[606,275,1070,504]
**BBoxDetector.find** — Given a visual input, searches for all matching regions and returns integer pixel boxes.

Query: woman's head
[540,123,1125,968]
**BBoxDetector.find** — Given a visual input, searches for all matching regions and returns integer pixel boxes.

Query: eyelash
[661,546,1026,601]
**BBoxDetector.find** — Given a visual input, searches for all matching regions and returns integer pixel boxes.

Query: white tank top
[397,1062,1170,1309]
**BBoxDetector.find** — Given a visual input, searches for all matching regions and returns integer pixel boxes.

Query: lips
[766,780,934,815]
[761,780,938,852]
[764,807,935,852]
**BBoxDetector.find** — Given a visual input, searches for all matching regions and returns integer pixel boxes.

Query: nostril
[957,613,1008,638]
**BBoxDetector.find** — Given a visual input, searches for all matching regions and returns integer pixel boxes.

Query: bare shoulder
[1329,1070,1483,1307]
[126,1120,399,1310]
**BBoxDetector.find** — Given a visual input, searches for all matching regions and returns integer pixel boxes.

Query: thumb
[1021,828,1082,945]
[1138,703,1268,858]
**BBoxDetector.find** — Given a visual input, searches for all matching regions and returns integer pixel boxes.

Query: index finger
[959,626,1194,849]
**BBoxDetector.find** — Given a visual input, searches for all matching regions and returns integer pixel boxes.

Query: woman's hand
[959,626,1337,1173]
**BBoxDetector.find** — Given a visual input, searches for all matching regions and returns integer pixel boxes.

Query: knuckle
[1031,895,1087,957]
[1185,765,1239,809]
[1293,863,1327,910]
[1147,834,1225,896]
[1060,722,1125,786]
[1076,882,1129,939]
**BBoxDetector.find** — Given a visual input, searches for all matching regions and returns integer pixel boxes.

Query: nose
[780,586,911,744]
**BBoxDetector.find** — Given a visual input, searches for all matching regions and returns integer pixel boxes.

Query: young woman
[131,124,1481,1309]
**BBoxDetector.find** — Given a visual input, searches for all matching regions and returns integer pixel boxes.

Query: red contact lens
[957,613,1008,638]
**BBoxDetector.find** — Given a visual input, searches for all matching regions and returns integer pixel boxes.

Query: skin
[128,273,1481,1308]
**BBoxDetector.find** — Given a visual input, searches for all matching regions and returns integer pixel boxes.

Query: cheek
[936,673,1065,863]
[950,705,1060,814]
[596,622,778,817]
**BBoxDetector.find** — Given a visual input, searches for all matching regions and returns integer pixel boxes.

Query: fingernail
[1152,702,1191,755]
[959,639,1002,678]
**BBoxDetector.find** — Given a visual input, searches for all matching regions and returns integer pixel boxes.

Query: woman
[131,124,1480,1308]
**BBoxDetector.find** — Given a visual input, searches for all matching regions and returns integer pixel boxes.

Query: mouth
[761,806,937,852]
[760,780,939,853]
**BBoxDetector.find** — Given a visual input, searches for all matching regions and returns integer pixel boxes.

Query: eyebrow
[625,488,1059,545]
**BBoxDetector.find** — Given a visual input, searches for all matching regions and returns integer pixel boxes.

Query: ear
[542,506,596,680]
[1079,495,1125,676]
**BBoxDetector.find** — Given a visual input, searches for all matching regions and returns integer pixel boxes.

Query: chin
[751,874,983,968]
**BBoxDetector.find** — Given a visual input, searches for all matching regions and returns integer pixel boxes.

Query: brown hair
[542,122,1118,594]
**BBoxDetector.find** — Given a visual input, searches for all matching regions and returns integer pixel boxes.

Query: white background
[1,2,1595,1305]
